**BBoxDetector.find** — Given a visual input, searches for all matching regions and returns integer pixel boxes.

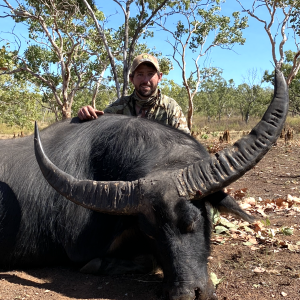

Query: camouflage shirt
[104,90,190,135]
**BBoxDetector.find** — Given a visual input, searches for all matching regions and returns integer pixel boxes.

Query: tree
[263,50,300,114]
[156,0,248,130]
[72,82,117,115]
[0,0,110,119]
[196,69,236,121]
[236,68,270,123]
[0,73,42,129]
[236,0,300,85]
[200,70,235,121]
[81,0,173,98]
[159,78,189,113]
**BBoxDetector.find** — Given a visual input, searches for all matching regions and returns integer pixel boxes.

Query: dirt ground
[0,136,300,300]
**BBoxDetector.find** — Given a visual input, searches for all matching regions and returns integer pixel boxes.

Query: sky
[0,0,298,87]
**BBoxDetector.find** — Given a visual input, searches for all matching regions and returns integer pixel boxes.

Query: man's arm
[164,96,190,135]
[173,110,190,135]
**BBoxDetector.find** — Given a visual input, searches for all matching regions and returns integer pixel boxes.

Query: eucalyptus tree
[197,69,235,121]
[81,0,173,98]
[202,72,235,121]
[263,50,300,115]
[155,0,248,130]
[236,0,300,85]
[236,68,271,123]
[72,82,117,115]
[0,73,42,129]
[0,0,110,119]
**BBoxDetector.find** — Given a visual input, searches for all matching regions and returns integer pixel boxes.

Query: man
[78,53,190,134]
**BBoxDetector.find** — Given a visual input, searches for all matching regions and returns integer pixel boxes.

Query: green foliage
[236,82,271,123]
[0,74,43,129]
[159,0,248,129]
[2,0,110,119]
[190,68,273,125]
[188,7,247,51]
[290,1,300,35]
[261,218,271,227]
[159,78,189,113]
[72,84,116,115]
[264,50,300,114]
[172,3,248,54]
[196,68,236,120]
[281,227,293,236]
[0,46,17,71]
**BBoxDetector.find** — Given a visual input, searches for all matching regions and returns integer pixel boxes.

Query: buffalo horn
[34,122,141,215]
[177,68,289,199]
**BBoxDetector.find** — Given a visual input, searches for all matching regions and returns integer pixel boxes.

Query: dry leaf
[287,244,298,252]
[287,194,300,205]
[233,188,248,200]
[211,236,226,244]
[266,269,280,275]
[251,221,265,233]
[210,272,223,287]
[264,203,275,209]
[247,237,258,244]
[275,198,289,209]
[242,197,256,206]
[257,208,267,217]
[240,203,252,210]
[224,187,234,194]
[230,233,239,239]
[275,240,288,247]
[253,267,266,273]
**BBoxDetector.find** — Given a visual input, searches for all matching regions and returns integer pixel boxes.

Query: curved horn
[34,122,141,214]
[177,68,289,199]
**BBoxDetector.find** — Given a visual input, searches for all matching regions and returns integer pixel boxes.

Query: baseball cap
[130,53,160,75]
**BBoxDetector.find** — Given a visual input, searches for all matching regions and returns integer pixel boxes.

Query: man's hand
[78,105,104,121]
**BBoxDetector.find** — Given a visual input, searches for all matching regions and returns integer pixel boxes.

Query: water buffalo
[0,69,288,300]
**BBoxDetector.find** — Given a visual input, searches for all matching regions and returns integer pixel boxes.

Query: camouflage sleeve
[174,109,190,135]
[104,106,119,114]
[167,98,190,135]
[103,97,126,114]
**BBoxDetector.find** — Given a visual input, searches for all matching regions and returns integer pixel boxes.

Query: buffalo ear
[205,190,255,223]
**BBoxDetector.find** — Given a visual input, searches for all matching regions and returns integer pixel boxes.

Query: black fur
[1,115,248,300]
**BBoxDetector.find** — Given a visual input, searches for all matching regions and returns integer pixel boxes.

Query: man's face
[130,63,163,98]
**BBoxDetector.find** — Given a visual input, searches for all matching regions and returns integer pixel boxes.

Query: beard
[135,83,158,98]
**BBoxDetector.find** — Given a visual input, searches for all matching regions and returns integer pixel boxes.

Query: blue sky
[97,0,298,87]
[0,0,298,87]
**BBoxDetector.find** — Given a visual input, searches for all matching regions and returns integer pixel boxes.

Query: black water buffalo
[0,69,288,300]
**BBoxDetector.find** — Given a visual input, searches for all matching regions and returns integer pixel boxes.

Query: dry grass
[0,122,50,138]
[0,123,33,135]
[1,114,300,138]
[192,114,300,136]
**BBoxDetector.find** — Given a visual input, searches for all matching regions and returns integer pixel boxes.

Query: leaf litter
[211,188,300,254]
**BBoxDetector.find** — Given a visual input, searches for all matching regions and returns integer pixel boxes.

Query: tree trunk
[245,111,249,124]
[62,103,72,120]
[91,67,107,109]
